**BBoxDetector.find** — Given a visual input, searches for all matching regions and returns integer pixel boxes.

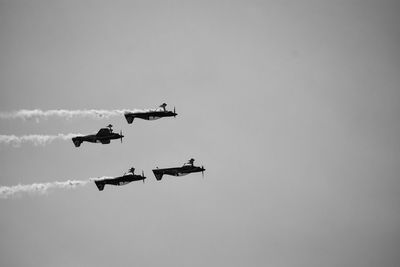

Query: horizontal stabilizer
[95,181,105,191]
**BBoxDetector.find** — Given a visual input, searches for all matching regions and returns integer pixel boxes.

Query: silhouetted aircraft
[94,167,146,191]
[72,124,124,147]
[124,103,177,124]
[152,158,205,180]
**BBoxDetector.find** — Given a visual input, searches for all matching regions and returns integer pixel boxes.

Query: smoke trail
[0,133,81,147]
[0,177,110,199]
[0,109,144,121]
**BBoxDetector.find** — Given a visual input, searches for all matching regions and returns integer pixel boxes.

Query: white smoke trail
[0,133,81,147]
[0,177,111,199]
[0,109,145,121]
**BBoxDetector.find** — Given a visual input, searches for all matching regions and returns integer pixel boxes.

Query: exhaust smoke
[0,134,82,147]
[0,109,141,121]
[0,177,112,199]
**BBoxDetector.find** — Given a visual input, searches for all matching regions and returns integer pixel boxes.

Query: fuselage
[124,110,177,124]
[95,174,146,191]
[152,165,205,180]
[101,174,145,185]
[72,130,123,147]
[81,133,122,143]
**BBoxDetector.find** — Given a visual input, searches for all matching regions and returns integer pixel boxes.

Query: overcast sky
[1,1,399,266]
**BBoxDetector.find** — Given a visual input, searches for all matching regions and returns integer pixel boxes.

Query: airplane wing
[100,139,110,144]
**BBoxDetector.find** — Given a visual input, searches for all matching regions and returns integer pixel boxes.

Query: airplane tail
[152,170,163,181]
[95,181,105,191]
[124,114,134,124]
[72,137,82,147]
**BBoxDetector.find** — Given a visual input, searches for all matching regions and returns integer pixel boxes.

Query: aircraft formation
[72,103,206,191]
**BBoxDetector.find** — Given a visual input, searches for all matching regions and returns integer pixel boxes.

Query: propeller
[142,170,145,183]
[174,106,176,117]
[201,165,204,178]
[120,130,123,143]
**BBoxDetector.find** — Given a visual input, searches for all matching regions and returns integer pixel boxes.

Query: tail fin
[125,114,134,124]
[72,137,82,147]
[152,170,163,181]
[95,181,105,191]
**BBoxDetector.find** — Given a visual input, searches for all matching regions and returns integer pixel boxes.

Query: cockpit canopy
[183,158,195,166]
[97,128,111,136]
[97,125,114,136]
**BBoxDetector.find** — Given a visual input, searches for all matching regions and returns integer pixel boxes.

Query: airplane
[72,124,124,147]
[94,167,146,191]
[124,103,177,124]
[152,158,205,180]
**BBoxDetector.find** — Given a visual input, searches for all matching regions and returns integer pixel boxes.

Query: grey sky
[1,1,399,266]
